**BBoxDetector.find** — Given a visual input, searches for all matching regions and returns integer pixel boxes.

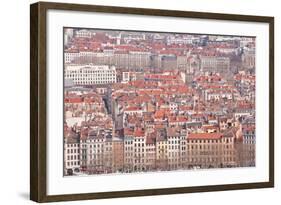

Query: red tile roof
[64,97,83,103]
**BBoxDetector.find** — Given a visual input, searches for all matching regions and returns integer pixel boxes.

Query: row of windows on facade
[68,150,234,160]
[68,77,116,81]
[74,81,115,84]
[80,152,207,159]
[243,140,255,144]
[189,144,233,149]
[65,55,151,61]
[67,137,237,148]
[187,150,235,155]
[72,150,235,160]
[65,71,115,75]
[67,155,79,160]
[188,139,232,143]
[67,161,80,166]
[66,143,79,147]
[65,76,116,79]
[66,149,79,154]
[119,157,236,164]
[243,135,255,139]
[65,70,116,73]
[156,144,233,151]
[124,140,187,145]
[67,143,234,153]
[188,157,235,162]
[124,139,230,144]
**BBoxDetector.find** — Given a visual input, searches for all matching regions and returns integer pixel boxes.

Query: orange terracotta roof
[64,97,83,103]
[134,129,145,137]
[188,132,222,140]
[124,106,142,111]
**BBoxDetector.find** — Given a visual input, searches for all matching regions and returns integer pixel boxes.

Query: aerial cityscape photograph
[63,28,256,176]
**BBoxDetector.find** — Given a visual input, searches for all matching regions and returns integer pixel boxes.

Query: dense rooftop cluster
[63,28,255,176]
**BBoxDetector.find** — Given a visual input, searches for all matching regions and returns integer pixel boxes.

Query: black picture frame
[30,1,274,202]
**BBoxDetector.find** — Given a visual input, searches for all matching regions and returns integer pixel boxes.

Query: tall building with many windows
[186,132,236,168]
[112,137,124,172]
[75,29,96,38]
[200,56,230,73]
[64,129,80,175]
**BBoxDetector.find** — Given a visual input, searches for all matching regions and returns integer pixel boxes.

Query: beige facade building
[166,128,187,170]
[112,137,124,172]
[145,136,156,171]
[124,131,134,172]
[104,136,113,173]
[64,131,80,174]
[186,132,236,168]
[156,134,169,170]
[133,129,147,172]
[242,48,255,69]
[200,56,230,73]
[86,130,105,174]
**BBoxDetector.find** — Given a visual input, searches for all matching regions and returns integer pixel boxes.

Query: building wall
[124,136,134,172]
[64,142,80,172]
[186,136,236,168]
[104,140,113,173]
[200,56,230,73]
[146,143,156,170]
[156,140,168,170]
[79,140,87,171]
[65,65,117,85]
[86,138,105,174]
[133,136,146,171]
[112,140,124,172]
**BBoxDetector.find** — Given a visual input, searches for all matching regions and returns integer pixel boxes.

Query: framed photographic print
[30,1,274,202]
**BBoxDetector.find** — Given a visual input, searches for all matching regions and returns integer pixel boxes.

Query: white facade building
[166,128,187,170]
[200,56,230,73]
[64,52,81,63]
[133,135,147,172]
[64,51,104,63]
[86,137,104,173]
[122,72,130,83]
[124,135,134,172]
[65,64,117,85]
[64,137,80,174]
[75,29,96,38]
